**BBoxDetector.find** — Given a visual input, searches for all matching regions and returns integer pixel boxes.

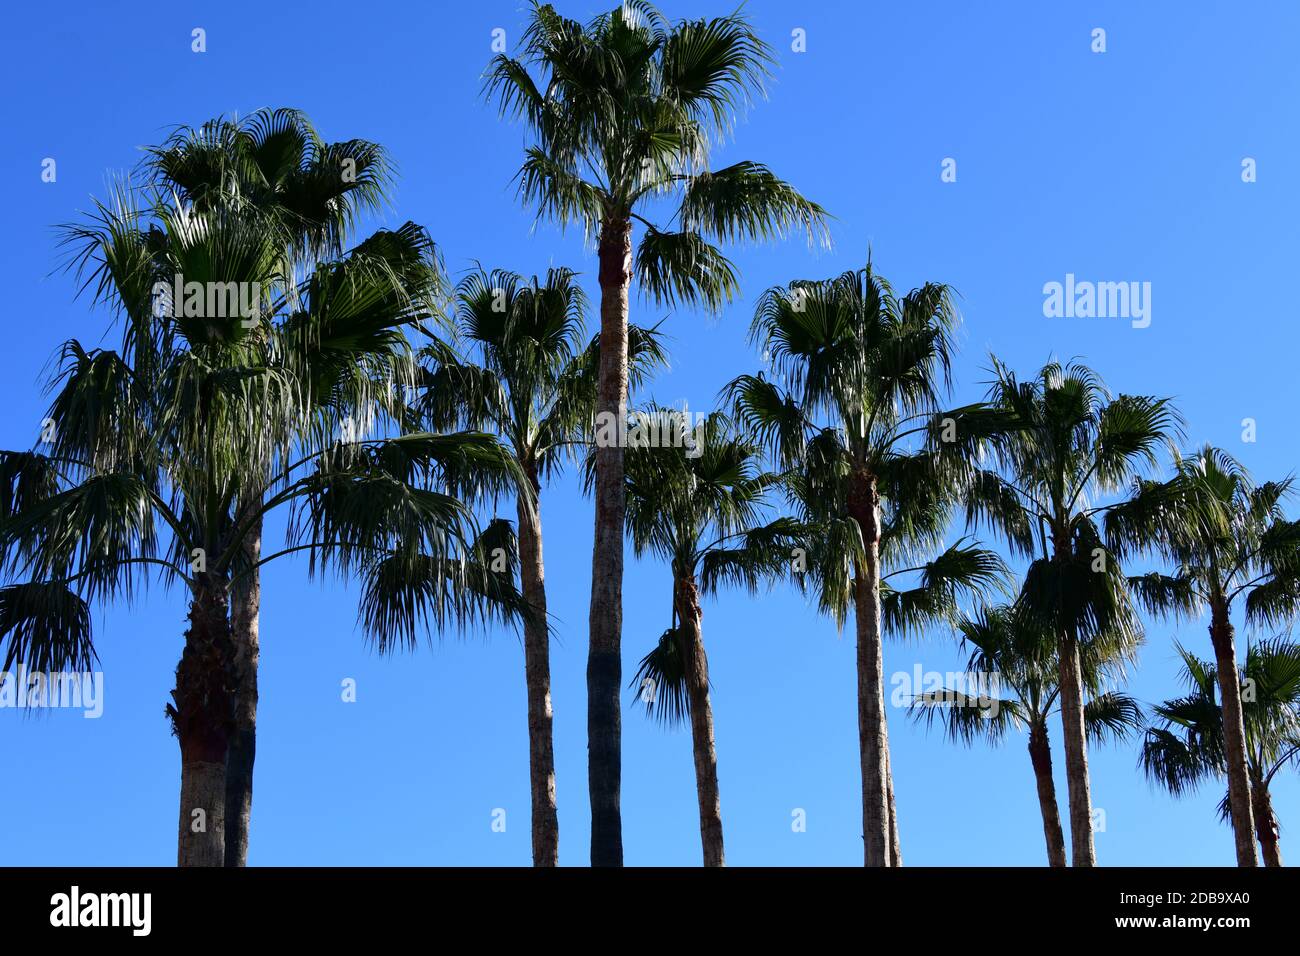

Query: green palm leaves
[909,602,1140,866]
[620,409,790,583]
[488,2,828,866]
[1108,444,1300,865]
[0,111,528,867]
[961,358,1180,866]
[489,3,829,296]
[1109,446,1300,628]
[1142,639,1300,865]
[726,262,985,867]
[618,409,797,866]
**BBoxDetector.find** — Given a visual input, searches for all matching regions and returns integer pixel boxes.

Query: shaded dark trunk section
[849,466,891,866]
[169,578,236,867]
[1249,772,1281,867]
[588,214,631,867]
[517,468,559,866]
[675,576,725,867]
[225,507,261,867]
[1028,720,1068,867]
[1210,608,1259,867]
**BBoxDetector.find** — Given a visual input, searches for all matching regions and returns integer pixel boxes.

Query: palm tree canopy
[1107,445,1300,627]
[733,264,959,470]
[613,409,799,726]
[486,2,829,310]
[610,407,794,585]
[726,263,1005,628]
[912,603,1143,747]
[417,266,668,481]
[956,359,1183,664]
[1141,638,1300,798]
[0,114,529,678]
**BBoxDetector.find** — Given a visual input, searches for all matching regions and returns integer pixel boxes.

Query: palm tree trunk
[517,468,559,867]
[1055,630,1095,866]
[850,467,891,867]
[224,507,261,867]
[1249,773,1282,867]
[1028,720,1068,867]
[588,214,631,867]
[885,716,902,866]
[675,575,725,867]
[170,578,236,867]
[1210,608,1259,866]
[1049,528,1096,867]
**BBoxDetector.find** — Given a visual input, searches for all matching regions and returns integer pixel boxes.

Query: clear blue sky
[1,0,1296,866]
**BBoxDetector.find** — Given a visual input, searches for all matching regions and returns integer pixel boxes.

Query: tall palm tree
[141,108,396,865]
[727,263,995,865]
[486,1,829,865]
[416,266,666,865]
[0,177,523,866]
[911,604,1143,866]
[1141,639,1300,867]
[965,359,1179,865]
[1107,446,1300,866]
[619,409,801,866]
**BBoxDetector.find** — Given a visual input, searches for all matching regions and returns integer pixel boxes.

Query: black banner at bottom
[0,866,1287,941]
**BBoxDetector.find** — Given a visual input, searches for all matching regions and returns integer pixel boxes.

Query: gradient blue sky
[1,1,1296,866]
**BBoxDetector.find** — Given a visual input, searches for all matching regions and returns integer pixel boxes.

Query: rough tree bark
[1055,631,1095,866]
[588,213,631,867]
[675,576,725,867]
[1028,721,1068,867]
[1051,528,1095,867]
[225,507,261,867]
[1210,607,1259,866]
[517,464,559,866]
[885,715,901,866]
[1249,772,1282,868]
[170,578,236,867]
[849,466,891,867]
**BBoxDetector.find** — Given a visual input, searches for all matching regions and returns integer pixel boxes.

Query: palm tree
[619,409,801,866]
[968,359,1180,865]
[727,263,995,865]
[1107,446,1300,866]
[486,1,829,865]
[0,175,523,866]
[141,108,396,865]
[911,604,1143,866]
[416,266,666,865]
[1141,639,1300,867]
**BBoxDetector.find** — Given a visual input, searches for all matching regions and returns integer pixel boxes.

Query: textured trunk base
[224,729,255,867]
[1251,778,1283,868]
[225,508,261,867]
[171,582,235,868]
[1056,633,1096,866]
[886,744,902,867]
[1211,614,1259,867]
[179,758,227,867]
[678,577,725,867]
[518,485,559,867]
[1029,722,1068,867]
